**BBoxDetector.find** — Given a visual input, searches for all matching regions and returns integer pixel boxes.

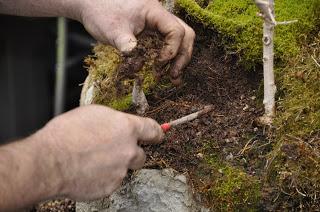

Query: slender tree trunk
[262,20,276,120]
[255,0,276,124]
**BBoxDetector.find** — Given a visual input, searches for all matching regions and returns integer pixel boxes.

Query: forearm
[0,0,83,20]
[0,132,63,211]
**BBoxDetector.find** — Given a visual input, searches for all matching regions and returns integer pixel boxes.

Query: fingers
[129,115,164,145]
[98,22,138,52]
[110,29,138,53]
[170,18,196,85]
[145,2,195,85]
[145,3,185,61]
[128,146,146,170]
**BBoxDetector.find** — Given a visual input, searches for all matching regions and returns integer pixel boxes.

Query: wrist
[28,128,67,199]
[55,0,86,21]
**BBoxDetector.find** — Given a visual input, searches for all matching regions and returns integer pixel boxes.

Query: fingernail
[170,68,180,79]
[160,46,174,61]
[170,77,182,86]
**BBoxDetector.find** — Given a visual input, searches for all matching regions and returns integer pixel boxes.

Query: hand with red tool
[0,105,164,210]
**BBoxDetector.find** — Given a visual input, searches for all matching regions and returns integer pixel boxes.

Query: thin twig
[296,187,307,197]
[255,140,272,149]
[238,136,257,155]
[276,20,298,25]
[311,55,320,68]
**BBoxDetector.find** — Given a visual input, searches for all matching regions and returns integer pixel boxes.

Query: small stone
[196,153,204,159]
[196,131,202,137]
[242,104,249,111]
[191,106,198,112]
[253,127,258,132]
[249,108,255,112]
[226,153,234,161]
[242,158,247,164]
[225,138,231,143]
[250,96,256,100]
[77,169,206,212]
[218,169,223,174]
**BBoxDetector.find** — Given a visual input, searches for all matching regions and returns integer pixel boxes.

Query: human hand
[36,105,163,201]
[77,0,195,85]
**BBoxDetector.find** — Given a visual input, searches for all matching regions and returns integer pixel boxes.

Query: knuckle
[171,23,185,41]
[144,117,157,131]
[188,28,196,40]
[177,25,186,39]
[118,168,128,180]
[123,116,136,134]
[125,147,138,161]
[187,53,192,62]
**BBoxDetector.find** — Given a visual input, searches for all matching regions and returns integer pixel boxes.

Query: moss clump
[267,33,320,208]
[267,138,320,207]
[84,31,164,110]
[197,154,260,210]
[177,0,320,68]
[275,34,320,137]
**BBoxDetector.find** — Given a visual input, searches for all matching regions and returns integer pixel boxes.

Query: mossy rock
[80,31,166,110]
[176,0,320,68]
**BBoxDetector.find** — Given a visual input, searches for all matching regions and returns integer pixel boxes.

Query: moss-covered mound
[177,0,320,68]
[267,33,320,207]
[83,31,165,110]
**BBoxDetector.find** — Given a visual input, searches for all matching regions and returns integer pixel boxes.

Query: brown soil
[143,25,266,171]
[114,30,165,96]
[35,24,272,211]
[137,24,272,209]
[32,199,75,212]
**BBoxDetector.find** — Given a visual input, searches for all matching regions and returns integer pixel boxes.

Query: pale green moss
[86,44,121,83]
[109,95,133,111]
[84,43,158,111]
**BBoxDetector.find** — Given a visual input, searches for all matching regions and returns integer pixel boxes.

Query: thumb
[129,116,164,145]
[113,31,138,53]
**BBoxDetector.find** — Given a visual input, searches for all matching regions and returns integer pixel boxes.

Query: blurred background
[0,16,94,142]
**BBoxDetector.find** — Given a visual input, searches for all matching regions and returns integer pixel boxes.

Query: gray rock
[76,169,207,212]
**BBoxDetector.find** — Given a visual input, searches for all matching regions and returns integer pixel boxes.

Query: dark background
[0,15,93,142]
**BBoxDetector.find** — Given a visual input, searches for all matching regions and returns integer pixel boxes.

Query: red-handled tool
[161,105,213,133]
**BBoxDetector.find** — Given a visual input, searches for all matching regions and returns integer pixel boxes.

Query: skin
[0,0,195,84]
[0,105,164,211]
[0,0,195,210]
